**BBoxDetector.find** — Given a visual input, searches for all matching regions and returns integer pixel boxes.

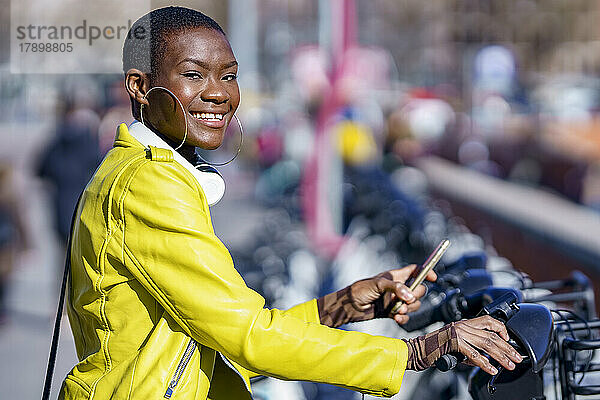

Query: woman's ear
[125,69,150,107]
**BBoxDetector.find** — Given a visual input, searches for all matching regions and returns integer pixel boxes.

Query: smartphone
[391,239,450,314]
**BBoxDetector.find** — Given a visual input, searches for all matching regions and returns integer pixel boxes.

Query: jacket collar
[116,121,225,206]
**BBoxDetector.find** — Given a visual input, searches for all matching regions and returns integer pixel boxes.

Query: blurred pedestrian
[37,103,101,244]
[0,162,31,324]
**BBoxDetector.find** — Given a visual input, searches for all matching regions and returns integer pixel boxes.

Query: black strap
[42,192,83,400]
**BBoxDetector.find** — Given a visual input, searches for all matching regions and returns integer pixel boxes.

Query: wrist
[318,284,376,327]
[404,323,459,371]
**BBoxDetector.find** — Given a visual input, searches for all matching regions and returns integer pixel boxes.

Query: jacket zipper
[164,339,197,399]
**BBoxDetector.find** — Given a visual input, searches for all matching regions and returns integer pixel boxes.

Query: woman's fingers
[458,340,499,375]
[387,281,426,318]
[376,264,439,321]
[391,300,421,324]
[425,269,438,282]
[394,314,410,324]
[455,316,524,372]
[379,264,438,309]
[459,325,521,370]
[388,282,427,306]
[406,300,421,313]
[377,278,415,304]
[468,315,510,341]
[411,284,427,300]
[378,274,429,303]
[406,299,422,312]
[375,277,422,321]
[386,265,417,282]
[386,265,438,284]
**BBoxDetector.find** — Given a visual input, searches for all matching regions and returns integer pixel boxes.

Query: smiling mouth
[190,112,224,122]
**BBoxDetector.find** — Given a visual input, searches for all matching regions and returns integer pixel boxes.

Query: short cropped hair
[122,6,225,77]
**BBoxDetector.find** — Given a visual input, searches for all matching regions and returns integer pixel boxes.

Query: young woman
[59,7,522,399]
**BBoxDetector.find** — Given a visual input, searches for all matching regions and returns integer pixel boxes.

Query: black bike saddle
[505,303,553,373]
[468,294,554,400]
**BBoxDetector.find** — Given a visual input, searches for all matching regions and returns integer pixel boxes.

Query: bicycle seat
[505,303,553,373]
[468,301,554,400]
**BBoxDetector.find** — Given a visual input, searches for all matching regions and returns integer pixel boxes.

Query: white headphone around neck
[128,121,226,206]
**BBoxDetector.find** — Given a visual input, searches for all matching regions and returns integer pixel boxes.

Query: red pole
[302,0,356,258]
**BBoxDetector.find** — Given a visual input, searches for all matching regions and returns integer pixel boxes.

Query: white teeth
[191,112,223,121]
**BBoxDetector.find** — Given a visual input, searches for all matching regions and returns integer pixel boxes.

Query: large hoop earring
[195,114,244,168]
[139,86,188,151]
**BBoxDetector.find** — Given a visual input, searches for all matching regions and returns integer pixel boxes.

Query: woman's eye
[182,72,202,80]
[222,74,237,82]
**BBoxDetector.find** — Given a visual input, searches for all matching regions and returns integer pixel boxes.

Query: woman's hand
[404,315,524,375]
[454,315,524,375]
[317,264,437,328]
[351,265,437,324]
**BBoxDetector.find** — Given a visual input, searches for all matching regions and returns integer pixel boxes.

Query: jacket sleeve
[121,160,407,397]
[230,299,321,381]
[281,298,321,323]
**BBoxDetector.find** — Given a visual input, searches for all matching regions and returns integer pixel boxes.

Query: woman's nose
[201,78,228,104]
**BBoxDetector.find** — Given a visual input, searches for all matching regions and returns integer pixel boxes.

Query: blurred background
[2,0,600,399]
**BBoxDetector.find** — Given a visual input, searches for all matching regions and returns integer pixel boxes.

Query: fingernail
[491,367,498,375]
[508,361,515,369]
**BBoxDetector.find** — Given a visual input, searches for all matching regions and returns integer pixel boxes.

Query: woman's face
[148,27,240,150]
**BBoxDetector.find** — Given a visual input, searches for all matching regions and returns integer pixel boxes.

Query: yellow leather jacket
[59,123,408,399]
